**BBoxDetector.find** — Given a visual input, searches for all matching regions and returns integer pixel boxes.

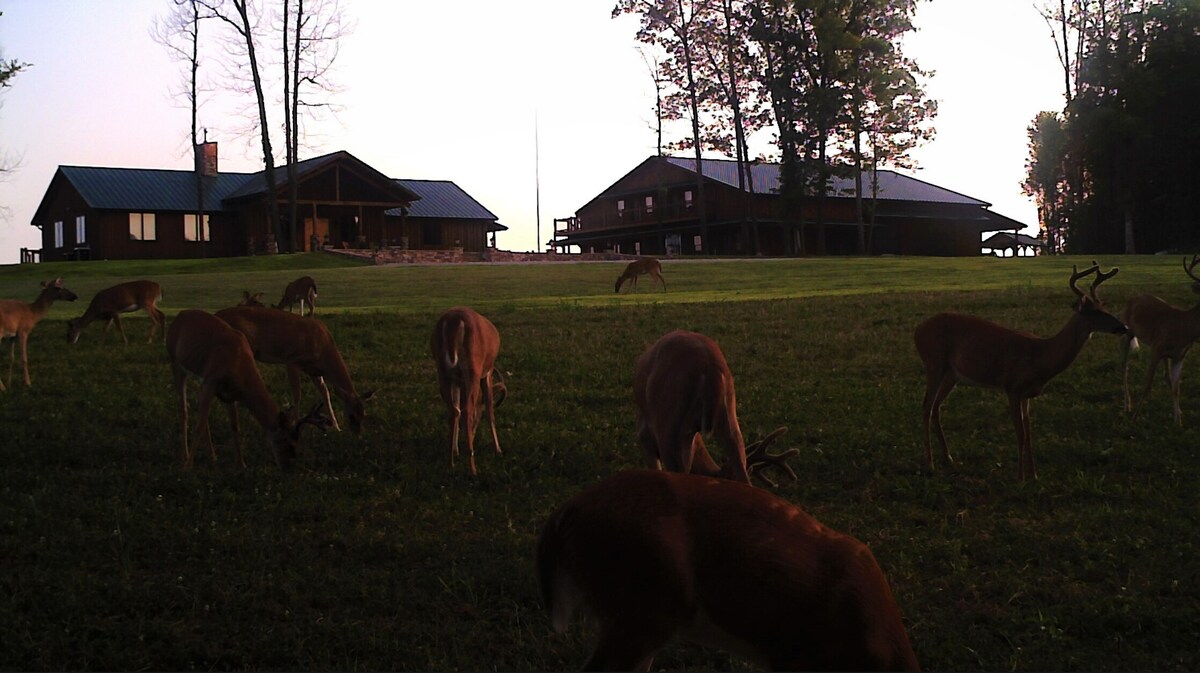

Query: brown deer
[431,307,506,475]
[167,309,328,469]
[238,290,266,307]
[1119,255,1200,425]
[615,258,666,293]
[634,330,797,487]
[537,470,921,672]
[275,276,318,315]
[0,278,77,390]
[67,280,165,344]
[215,305,375,434]
[915,263,1126,481]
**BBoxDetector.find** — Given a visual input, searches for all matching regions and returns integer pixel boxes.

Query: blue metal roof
[56,165,254,213]
[663,156,989,206]
[389,179,499,220]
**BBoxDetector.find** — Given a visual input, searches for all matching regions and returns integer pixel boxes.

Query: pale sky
[0,0,1065,265]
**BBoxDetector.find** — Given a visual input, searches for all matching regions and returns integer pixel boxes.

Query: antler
[1184,255,1200,284]
[297,401,334,433]
[1069,263,1099,298]
[1088,260,1119,300]
[745,426,799,488]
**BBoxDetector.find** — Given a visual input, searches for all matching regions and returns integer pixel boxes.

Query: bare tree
[0,10,31,184]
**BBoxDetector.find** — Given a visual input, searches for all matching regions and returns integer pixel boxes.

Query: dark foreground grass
[0,254,1198,671]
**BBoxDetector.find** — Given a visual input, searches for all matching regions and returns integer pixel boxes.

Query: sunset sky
[0,0,1065,264]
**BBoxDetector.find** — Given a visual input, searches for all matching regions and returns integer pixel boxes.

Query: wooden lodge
[552,156,1028,257]
[28,148,506,262]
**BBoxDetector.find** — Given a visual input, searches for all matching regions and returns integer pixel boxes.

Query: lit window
[693,234,702,252]
[184,214,210,242]
[53,221,63,248]
[684,190,694,208]
[129,213,157,241]
[617,200,625,215]
[645,195,654,213]
[75,216,86,243]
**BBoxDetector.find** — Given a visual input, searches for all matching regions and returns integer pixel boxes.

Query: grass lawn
[0,252,1197,671]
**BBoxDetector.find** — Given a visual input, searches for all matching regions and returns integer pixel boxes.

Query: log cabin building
[29,148,505,262]
[552,156,1029,256]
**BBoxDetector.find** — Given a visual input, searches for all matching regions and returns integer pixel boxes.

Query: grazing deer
[67,280,165,345]
[275,276,318,316]
[238,290,266,307]
[615,258,666,293]
[215,305,375,434]
[0,278,77,390]
[634,330,797,487]
[1118,255,1200,426]
[167,309,329,469]
[537,470,921,672]
[915,263,1126,481]
[431,307,506,475]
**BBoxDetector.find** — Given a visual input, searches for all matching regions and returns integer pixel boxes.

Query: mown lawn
[0,253,1197,671]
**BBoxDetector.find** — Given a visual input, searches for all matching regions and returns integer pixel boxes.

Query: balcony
[557,201,702,235]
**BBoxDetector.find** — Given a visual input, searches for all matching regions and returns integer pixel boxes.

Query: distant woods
[613,0,936,255]
[1025,0,1200,254]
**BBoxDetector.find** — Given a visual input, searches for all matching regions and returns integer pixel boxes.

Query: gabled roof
[662,156,990,206]
[983,231,1044,248]
[387,179,508,231]
[224,150,420,203]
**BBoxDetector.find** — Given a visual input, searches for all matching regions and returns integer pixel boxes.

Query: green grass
[1,253,1198,671]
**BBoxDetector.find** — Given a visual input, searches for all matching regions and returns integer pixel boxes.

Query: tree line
[1024,0,1200,254]
[614,0,936,255]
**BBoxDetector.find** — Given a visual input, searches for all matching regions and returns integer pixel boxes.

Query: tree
[0,10,31,181]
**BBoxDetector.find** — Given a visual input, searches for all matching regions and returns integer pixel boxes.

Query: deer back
[538,470,919,671]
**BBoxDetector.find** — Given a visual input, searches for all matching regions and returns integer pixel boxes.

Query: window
[684,190,694,209]
[53,221,63,248]
[75,216,86,244]
[129,213,156,241]
[617,200,625,217]
[693,234,703,252]
[421,220,442,246]
[645,195,654,213]
[184,214,210,242]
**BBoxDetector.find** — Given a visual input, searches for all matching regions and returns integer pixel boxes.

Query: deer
[0,278,78,390]
[914,262,1126,481]
[615,258,666,293]
[214,305,375,434]
[274,276,318,316]
[431,307,507,476]
[537,469,921,672]
[633,329,798,487]
[238,290,266,307]
[67,280,165,345]
[167,309,329,470]
[1118,255,1200,426]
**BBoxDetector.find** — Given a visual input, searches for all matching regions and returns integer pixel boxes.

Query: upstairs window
[645,195,654,214]
[53,221,64,248]
[184,214,210,242]
[75,216,86,244]
[617,200,625,216]
[129,213,156,241]
[684,190,694,208]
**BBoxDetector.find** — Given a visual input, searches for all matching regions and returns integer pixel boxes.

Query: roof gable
[224,150,420,203]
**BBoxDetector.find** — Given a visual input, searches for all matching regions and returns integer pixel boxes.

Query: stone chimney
[195,141,218,177]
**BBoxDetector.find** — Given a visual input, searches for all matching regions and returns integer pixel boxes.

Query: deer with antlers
[615,258,666,293]
[915,263,1126,481]
[274,276,318,316]
[215,305,375,434]
[167,309,329,469]
[537,470,921,672]
[1119,255,1200,426]
[431,307,507,476]
[634,330,797,487]
[67,280,165,345]
[0,278,77,390]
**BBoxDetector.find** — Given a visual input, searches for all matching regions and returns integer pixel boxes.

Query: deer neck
[1037,312,1096,377]
[28,290,60,320]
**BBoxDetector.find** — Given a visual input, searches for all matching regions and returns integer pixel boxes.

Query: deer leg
[1010,395,1035,481]
[636,421,662,470]
[712,411,750,483]
[1132,353,1163,421]
[483,373,501,455]
[1169,357,1185,426]
[112,314,129,345]
[0,338,8,391]
[173,365,191,468]
[446,381,462,469]
[924,372,957,468]
[225,401,246,469]
[18,332,31,385]
[1120,333,1135,411]
[583,616,672,672]
[195,386,218,466]
[311,374,341,432]
[463,382,482,475]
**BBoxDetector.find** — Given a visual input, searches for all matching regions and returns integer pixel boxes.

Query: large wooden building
[29,149,505,262]
[552,156,1028,256]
